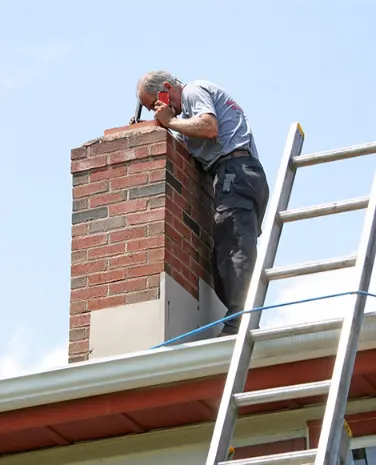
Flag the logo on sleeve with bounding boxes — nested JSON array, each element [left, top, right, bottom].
[[225, 97, 243, 112]]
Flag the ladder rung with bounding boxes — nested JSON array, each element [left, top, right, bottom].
[[265, 255, 356, 280], [219, 449, 317, 465], [293, 141, 376, 168], [279, 196, 369, 223], [233, 380, 331, 407], [250, 317, 343, 341]]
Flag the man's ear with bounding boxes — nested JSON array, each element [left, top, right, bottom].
[[163, 82, 172, 90]]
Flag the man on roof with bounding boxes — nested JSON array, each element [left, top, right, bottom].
[[136, 70, 269, 336]]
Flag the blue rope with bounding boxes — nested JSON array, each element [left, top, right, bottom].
[[150, 290, 376, 350]]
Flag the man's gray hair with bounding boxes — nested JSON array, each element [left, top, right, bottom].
[[137, 70, 181, 95]]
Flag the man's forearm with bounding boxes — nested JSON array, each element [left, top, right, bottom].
[[167, 115, 218, 139]]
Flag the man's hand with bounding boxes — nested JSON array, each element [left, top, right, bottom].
[[154, 101, 176, 127]]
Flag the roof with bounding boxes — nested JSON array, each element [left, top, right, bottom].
[[1, 313, 376, 456]]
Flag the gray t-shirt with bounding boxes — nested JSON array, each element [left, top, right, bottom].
[[180, 80, 258, 171]]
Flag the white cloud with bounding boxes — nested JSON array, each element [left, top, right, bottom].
[[262, 266, 376, 328], [0, 328, 68, 380]]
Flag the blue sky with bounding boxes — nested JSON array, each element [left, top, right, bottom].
[[0, 1, 375, 378]]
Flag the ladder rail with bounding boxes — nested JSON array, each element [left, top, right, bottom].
[[205, 123, 376, 465], [205, 123, 305, 465], [293, 140, 376, 167], [314, 173, 376, 464], [279, 196, 369, 223], [265, 255, 356, 280]]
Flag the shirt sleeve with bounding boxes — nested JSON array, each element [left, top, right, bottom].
[[183, 83, 217, 118]]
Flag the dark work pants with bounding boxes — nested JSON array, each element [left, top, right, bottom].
[[211, 155, 269, 334]]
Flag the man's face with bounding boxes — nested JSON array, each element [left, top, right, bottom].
[[139, 82, 182, 115]]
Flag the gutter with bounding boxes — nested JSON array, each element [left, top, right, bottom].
[[0, 312, 376, 414]]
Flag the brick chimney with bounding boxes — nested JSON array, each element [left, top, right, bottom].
[[69, 122, 224, 363]]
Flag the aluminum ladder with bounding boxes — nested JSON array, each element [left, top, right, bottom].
[[206, 123, 376, 465]]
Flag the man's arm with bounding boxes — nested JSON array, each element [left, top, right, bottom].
[[155, 83, 219, 139], [167, 114, 218, 139]]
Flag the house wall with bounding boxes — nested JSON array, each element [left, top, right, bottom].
[[3, 398, 376, 465]]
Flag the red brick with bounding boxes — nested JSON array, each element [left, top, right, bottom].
[[150, 142, 167, 156], [147, 274, 161, 288], [174, 167, 190, 188], [69, 340, 89, 355], [70, 313, 90, 329], [109, 149, 137, 165], [88, 242, 125, 259], [165, 234, 178, 251], [148, 196, 165, 209], [72, 250, 87, 263], [73, 173, 89, 187], [165, 223, 182, 246], [69, 354, 88, 363], [175, 145, 191, 162], [181, 262, 197, 287], [125, 289, 159, 304], [90, 192, 124, 208], [69, 328, 88, 342], [109, 199, 147, 216], [127, 262, 164, 279], [103, 120, 160, 137], [88, 295, 125, 311], [182, 239, 198, 262], [191, 204, 206, 226], [71, 276, 87, 290], [71, 155, 107, 174], [109, 277, 147, 295], [109, 252, 147, 269], [111, 173, 148, 190], [172, 216, 192, 240], [171, 270, 191, 294], [110, 226, 147, 243], [173, 190, 191, 214], [70, 301, 87, 314], [128, 158, 166, 174], [71, 285, 108, 301], [128, 128, 167, 147], [73, 180, 108, 199], [109, 146, 149, 164], [200, 256, 211, 273], [148, 248, 165, 262], [127, 236, 164, 252], [165, 184, 173, 200], [72, 233, 107, 251], [197, 241, 211, 262], [167, 144, 184, 169], [176, 244, 190, 265], [182, 158, 199, 182], [149, 169, 166, 182], [134, 146, 149, 158], [90, 165, 127, 182], [165, 197, 183, 221], [88, 269, 126, 286], [71, 259, 107, 277], [165, 249, 182, 274], [127, 208, 165, 225], [90, 138, 128, 155], [71, 147, 87, 160], [148, 222, 165, 235], [72, 224, 87, 237]]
